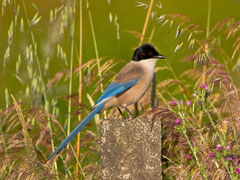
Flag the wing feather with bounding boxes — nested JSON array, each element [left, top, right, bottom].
[[91, 76, 141, 110]]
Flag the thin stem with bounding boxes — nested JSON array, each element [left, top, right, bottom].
[[151, 73, 157, 109], [136, 0, 155, 115], [202, 103, 236, 179], [0, 114, 7, 152], [178, 112, 208, 180], [139, 0, 154, 45], [66, 0, 76, 166], [86, 0, 102, 90], [21, 0, 58, 175], [200, 0, 212, 124], [86, 0, 106, 119], [75, 0, 83, 179], [202, 104, 224, 145], [148, 24, 156, 43], [206, 0, 211, 42], [203, 0, 211, 86]]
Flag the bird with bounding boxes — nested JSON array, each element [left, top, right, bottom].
[[47, 43, 166, 161]]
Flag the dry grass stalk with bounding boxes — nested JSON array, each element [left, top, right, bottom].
[[75, 0, 83, 178], [139, 0, 154, 45], [11, 95, 33, 151]]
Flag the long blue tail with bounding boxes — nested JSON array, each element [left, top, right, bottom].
[[47, 103, 105, 161]]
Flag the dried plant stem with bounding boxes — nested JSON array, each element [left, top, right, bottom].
[[139, 0, 154, 46], [69, 143, 85, 178], [148, 24, 156, 43], [75, 0, 83, 178], [11, 95, 33, 150]]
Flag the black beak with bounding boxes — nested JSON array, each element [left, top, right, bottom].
[[154, 54, 166, 59]]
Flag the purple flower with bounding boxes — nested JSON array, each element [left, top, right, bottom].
[[236, 168, 240, 173], [186, 100, 191, 106], [216, 144, 222, 151], [226, 145, 230, 150], [171, 101, 177, 106], [179, 100, 183, 104], [209, 152, 215, 158], [192, 93, 197, 97], [175, 118, 181, 124], [205, 85, 208, 90], [200, 83, 205, 88], [187, 155, 191, 159]]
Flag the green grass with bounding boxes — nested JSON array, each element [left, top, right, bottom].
[[0, 0, 240, 179]]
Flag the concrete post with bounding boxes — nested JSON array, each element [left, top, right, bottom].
[[100, 118, 162, 180]]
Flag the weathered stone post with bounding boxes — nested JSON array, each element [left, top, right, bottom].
[[100, 118, 162, 180]]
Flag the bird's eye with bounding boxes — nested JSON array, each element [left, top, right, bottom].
[[148, 52, 153, 57], [139, 53, 145, 60]]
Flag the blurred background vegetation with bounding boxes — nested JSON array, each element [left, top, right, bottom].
[[0, 0, 240, 179]]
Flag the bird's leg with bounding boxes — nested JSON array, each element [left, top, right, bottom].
[[122, 106, 135, 119], [134, 102, 139, 117], [117, 108, 126, 119], [140, 103, 144, 114]]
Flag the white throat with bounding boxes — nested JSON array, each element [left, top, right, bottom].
[[137, 58, 158, 71]]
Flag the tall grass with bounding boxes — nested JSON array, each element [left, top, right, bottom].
[[75, 0, 83, 178], [153, 3, 240, 178], [1, 0, 240, 179], [66, 0, 76, 167]]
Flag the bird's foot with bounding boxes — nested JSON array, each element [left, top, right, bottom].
[[118, 108, 127, 119], [123, 106, 135, 119]]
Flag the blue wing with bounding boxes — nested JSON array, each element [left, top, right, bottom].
[[48, 76, 142, 161], [93, 76, 142, 108]]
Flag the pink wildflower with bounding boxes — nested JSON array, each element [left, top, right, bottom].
[[175, 118, 181, 124], [171, 101, 177, 106], [216, 144, 222, 151], [200, 83, 205, 88], [209, 152, 215, 158]]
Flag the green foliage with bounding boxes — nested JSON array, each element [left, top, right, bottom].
[[0, 0, 240, 179]]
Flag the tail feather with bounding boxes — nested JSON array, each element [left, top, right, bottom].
[[47, 103, 105, 161]]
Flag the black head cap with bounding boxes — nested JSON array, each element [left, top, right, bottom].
[[132, 44, 166, 61]]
